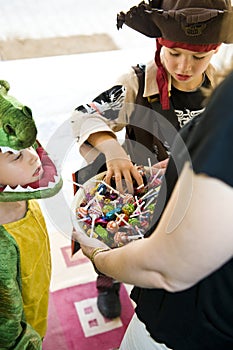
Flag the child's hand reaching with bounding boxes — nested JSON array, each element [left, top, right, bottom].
[[152, 158, 169, 176]]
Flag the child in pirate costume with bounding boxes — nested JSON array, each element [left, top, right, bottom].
[[71, 1, 233, 319], [0, 80, 62, 349]]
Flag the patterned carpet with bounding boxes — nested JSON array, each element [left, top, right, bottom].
[[42, 232, 134, 350]]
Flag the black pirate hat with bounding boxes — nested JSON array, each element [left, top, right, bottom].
[[117, 0, 233, 44]]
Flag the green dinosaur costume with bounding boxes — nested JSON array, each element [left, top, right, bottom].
[[0, 80, 62, 349], [0, 80, 37, 150], [0, 80, 62, 201]]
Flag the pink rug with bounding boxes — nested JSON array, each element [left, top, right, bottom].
[[43, 245, 134, 350]]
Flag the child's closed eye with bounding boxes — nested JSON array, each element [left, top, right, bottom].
[[193, 55, 205, 60], [169, 51, 179, 57], [12, 152, 22, 161]]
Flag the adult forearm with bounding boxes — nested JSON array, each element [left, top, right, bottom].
[[92, 163, 233, 292], [93, 239, 170, 290]]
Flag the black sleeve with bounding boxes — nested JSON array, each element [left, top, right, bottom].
[[146, 70, 233, 236], [186, 70, 233, 187]]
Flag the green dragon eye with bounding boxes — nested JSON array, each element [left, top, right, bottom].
[[4, 124, 15, 136]]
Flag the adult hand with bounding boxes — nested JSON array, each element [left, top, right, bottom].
[[72, 228, 109, 261]]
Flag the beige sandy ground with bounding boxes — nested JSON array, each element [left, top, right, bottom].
[[0, 34, 118, 60]]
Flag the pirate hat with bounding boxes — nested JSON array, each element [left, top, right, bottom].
[[0, 80, 62, 201], [117, 0, 233, 44]]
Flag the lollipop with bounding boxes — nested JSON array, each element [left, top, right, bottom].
[[106, 221, 119, 234], [72, 166, 163, 248]]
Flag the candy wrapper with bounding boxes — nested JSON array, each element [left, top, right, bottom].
[[71, 166, 162, 248]]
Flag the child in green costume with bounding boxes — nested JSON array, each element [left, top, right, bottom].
[[0, 80, 62, 349]]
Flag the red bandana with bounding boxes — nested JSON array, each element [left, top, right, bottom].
[[155, 38, 220, 110]]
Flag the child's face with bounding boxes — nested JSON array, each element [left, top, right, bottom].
[[0, 147, 43, 187], [162, 46, 219, 90]]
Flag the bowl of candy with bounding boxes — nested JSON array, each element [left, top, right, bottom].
[[71, 166, 162, 248]]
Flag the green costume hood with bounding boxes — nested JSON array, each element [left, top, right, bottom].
[[0, 80, 62, 201]]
